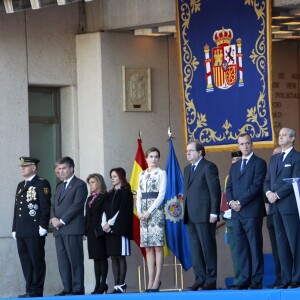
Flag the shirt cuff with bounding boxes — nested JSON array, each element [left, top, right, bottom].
[[60, 219, 65, 225], [266, 191, 272, 196]]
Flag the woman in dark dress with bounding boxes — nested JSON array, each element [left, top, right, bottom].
[[85, 173, 108, 294], [102, 168, 133, 293]]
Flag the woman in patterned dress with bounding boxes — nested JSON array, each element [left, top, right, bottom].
[[137, 147, 167, 292]]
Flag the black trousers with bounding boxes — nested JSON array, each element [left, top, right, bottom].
[[17, 237, 46, 296]]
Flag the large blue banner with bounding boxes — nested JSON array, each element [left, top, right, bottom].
[[177, 0, 274, 151]]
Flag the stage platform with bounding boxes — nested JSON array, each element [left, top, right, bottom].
[[6, 289, 300, 300]]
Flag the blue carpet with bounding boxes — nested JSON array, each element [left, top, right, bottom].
[[6, 289, 300, 300]]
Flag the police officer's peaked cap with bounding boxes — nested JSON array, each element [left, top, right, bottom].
[[19, 156, 40, 166]]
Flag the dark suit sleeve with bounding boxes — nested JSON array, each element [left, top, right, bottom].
[[239, 159, 267, 206], [60, 181, 88, 225], [276, 159, 300, 200], [263, 155, 274, 194], [226, 165, 234, 203], [12, 183, 22, 232], [37, 179, 51, 230], [205, 162, 221, 215]]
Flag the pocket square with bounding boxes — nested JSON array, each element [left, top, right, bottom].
[[284, 164, 291, 167]]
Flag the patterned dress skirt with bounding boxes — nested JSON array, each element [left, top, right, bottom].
[[140, 198, 164, 247]]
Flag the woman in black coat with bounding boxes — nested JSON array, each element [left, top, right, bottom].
[[85, 173, 108, 294], [102, 168, 133, 293]]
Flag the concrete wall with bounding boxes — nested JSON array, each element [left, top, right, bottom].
[[0, 0, 300, 297], [0, 4, 83, 298]]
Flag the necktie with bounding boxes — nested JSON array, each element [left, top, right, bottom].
[[277, 152, 285, 173], [60, 182, 67, 198], [240, 159, 247, 174], [24, 180, 30, 187], [191, 164, 196, 173], [189, 164, 196, 182]]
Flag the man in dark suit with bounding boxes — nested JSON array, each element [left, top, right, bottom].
[[184, 141, 221, 291], [226, 133, 267, 290], [51, 157, 88, 296], [265, 146, 282, 288], [12, 157, 51, 298], [222, 151, 243, 288], [264, 127, 300, 289]]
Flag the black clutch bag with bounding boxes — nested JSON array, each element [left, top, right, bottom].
[[94, 226, 105, 238]]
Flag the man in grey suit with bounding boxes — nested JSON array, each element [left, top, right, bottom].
[[184, 141, 221, 291], [264, 128, 300, 289], [51, 157, 88, 296]]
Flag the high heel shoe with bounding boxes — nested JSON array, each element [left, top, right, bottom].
[[112, 283, 127, 293], [98, 284, 108, 294], [150, 281, 161, 292], [91, 286, 100, 294]]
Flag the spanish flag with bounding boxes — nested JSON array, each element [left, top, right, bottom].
[[129, 135, 147, 258]]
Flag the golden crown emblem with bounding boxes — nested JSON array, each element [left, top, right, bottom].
[[213, 27, 233, 46]]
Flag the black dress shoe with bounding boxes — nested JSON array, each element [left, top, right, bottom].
[[200, 283, 216, 290], [288, 282, 300, 289], [54, 291, 72, 296], [230, 285, 249, 290], [72, 292, 85, 295], [185, 282, 203, 291], [273, 283, 290, 289], [29, 293, 43, 298], [18, 293, 31, 298], [248, 283, 262, 290]]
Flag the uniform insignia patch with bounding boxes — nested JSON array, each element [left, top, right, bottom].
[[29, 209, 36, 217]]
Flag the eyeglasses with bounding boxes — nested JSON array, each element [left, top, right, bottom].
[[186, 150, 198, 153]]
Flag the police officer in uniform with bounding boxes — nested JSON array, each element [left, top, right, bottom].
[[12, 157, 51, 298]]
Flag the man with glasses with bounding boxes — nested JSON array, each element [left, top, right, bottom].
[[183, 141, 221, 291]]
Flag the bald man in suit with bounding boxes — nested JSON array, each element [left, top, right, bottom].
[[264, 128, 300, 289], [184, 141, 221, 291]]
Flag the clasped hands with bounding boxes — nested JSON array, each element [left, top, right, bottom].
[[230, 200, 241, 212], [51, 217, 63, 230], [138, 211, 150, 221], [102, 223, 111, 233], [267, 192, 278, 204]]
